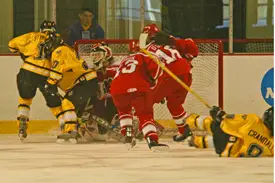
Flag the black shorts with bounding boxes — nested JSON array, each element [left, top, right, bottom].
[[17, 68, 61, 108], [65, 78, 99, 117]]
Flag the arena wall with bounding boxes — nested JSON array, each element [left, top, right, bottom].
[[0, 55, 273, 133], [224, 55, 273, 115]]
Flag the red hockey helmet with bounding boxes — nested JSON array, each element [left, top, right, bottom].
[[142, 24, 160, 38], [175, 39, 199, 60]]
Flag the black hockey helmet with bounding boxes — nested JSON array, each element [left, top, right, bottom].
[[44, 33, 64, 56], [262, 107, 274, 136], [40, 20, 56, 33]]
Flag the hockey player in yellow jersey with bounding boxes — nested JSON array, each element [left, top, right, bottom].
[[183, 106, 273, 157], [42, 33, 98, 142], [8, 20, 66, 141]]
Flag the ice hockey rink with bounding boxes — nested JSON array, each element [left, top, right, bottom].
[[0, 134, 273, 183]]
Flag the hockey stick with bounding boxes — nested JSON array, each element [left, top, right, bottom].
[[140, 48, 211, 109], [56, 91, 125, 141]]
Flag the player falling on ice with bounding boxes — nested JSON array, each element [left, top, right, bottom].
[[183, 106, 274, 157], [110, 50, 169, 151], [139, 24, 199, 142], [8, 20, 64, 141]]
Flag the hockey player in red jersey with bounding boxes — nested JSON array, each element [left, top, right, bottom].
[[140, 24, 199, 142], [110, 52, 169, 150]]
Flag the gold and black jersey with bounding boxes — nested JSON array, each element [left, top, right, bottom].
[[185, 113, 273, 157], [8, 32, 51, 77], [47, 45, 97, 91], [219, 114, 273, 157]]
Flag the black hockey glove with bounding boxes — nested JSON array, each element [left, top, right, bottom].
[[44, 81, 58, 97], [152, 31, 174, 45], [160, 99, 166, 104], [210, 106, 226, 124]]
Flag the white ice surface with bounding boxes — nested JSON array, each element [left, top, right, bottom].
[[0, 135, 273, 183]]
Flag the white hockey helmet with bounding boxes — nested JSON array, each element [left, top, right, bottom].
[[87, 42, 113, 70]]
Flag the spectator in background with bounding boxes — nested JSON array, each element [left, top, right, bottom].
[[67, 8, 105, 46]]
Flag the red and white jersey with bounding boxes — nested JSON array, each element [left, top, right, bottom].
[[110, 52, 161, 94], [146, 43, 191, 76]]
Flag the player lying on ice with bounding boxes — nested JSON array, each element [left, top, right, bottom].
[[182, 106, 274, 157]]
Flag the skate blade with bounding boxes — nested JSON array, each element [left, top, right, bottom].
[[19, 134, 27, 143], [150, 145, 170, 152], [57, 133, 78, 144]]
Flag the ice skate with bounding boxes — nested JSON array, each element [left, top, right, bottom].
[[56, 130, 79, 144], [56, 122, 79, 144], [17, 115, 29, 142], [173, 124, 193, 142], [146, 136, 169, 152]]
